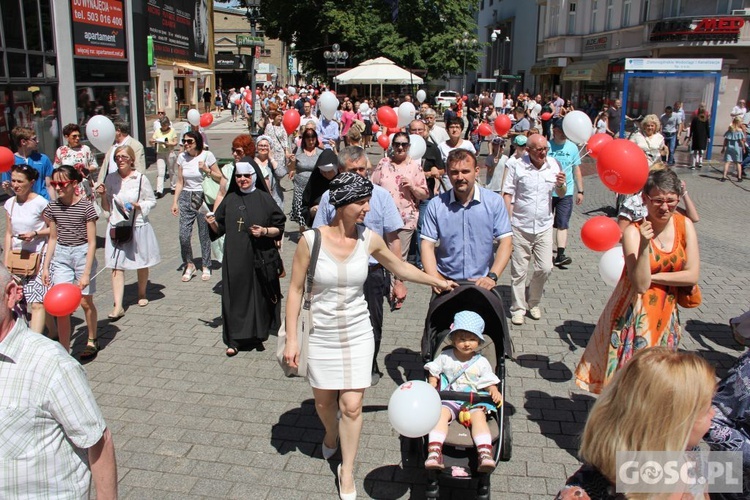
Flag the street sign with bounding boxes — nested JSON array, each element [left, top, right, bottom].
[[236, 35, 265, 48]]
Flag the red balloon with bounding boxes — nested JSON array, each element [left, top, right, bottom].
[[0, 146, 14, 173], [371, 123, 380, 133], [581, 216, 621, 252], [377, 106, 398, 129], [199, 113, 214, 128], [586, 133, 613, 159], [313, 89, 319, 96], [282, 109, 301, 135], [596, 139, 649, 195], [494, 114, 511, 136], [309, 98, 316, 106], [541, 112, 552, 121], [377, 133, 390, 149], [244, 93, 252, 105], [477, 123, 493, 137], [44, 283, 83, 317]]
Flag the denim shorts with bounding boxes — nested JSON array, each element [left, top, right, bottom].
[[51, 243, 97, 295], [552, 195, 574, 229]]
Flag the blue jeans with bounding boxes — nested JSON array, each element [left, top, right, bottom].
[[663, 132, 677, 164]]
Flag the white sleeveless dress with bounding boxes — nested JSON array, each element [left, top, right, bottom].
[[303, 226, 374, 390]]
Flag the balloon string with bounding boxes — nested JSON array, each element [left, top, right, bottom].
[[91, 266, 109, 281]]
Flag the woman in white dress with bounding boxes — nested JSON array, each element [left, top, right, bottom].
[[283, 173, 455, 500], [96, 145, 160, 319]]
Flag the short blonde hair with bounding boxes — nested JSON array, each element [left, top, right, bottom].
[[640, 114, 661, 132], [579, 348, 715, 484], [114, 145, 136, 170]]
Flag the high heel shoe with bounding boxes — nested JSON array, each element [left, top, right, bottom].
[[321, 436, 338, 460], [337, 464, 356, 500]]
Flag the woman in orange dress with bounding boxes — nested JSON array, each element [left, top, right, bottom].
[[575, 169, 700, 394]]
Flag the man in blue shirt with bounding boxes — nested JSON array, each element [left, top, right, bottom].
[[313, 146, 404, 384], [420, 149, 512, 292], [1, 127, 54, 200], [317, 115, 340, 150], [548, 119, 583, 268]]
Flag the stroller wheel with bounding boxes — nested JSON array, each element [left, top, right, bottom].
[[476, 474, 491, 500], [500, 414, 512, 462], [425, 471, 439, 499]]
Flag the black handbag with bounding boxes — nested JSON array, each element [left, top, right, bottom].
[[254, 247, 283, 304], [109, 177, 143, 245]]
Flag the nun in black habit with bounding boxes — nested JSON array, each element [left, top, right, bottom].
[[206, 160, 286, 356]]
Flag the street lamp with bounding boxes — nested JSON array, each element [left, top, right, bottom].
[[244, 3, 261, 135], [324, 43, 348, 94], [454, 32, 478, 96]]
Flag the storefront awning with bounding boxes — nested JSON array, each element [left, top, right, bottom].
[[561, 59, 608, 82], [531, 61, 565, 75], [174, 62, 213, 76]]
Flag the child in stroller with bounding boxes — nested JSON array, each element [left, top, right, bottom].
[[424, 311, 504, 473]]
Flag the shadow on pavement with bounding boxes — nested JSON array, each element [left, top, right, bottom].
[[524, 390, 595, 458], [76, 318, 123, 365], [685, 319, 743, 354], [554, 319, 595, 352], [384, 348, 423, 386], [515, 354, 573, 382], [123, 282, 166, 306]]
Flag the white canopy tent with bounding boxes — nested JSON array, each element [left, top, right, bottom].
[[334, 57, 424, 97]]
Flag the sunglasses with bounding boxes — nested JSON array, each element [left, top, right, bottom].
[[50, 180, 74, 188], [68, 134, 81, 138], [232, 148, 245, 155], [182, 139, 195, 144], [235, 173, 253, 179], [393, 142, 410, 148], [114, 155, 132, 161], [303, 135, 316, 139]]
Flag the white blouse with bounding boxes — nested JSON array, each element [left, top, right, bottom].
[[177, 151, 217, 191], [4, 195, 48, 252], [104, 171, 156, 226]]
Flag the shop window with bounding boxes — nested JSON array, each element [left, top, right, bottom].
[[568, 3, 577, 34], [75, 86, 130, 127], [591, 0, 599, 33], [0, 52, 5, 78], [550, 0, 560, 37], [622, 0, 631, 27], [642, 0, 651, 22], [663, 0, 684, 18], [144, 80, 157, 116], [605, 0, 615, 31], [29, 55, 43, 79], [717, 0, 744, 14], [0, 86, 59, 158], [2, 0, 24, 49], [40, 1, 53, 53], [23, 0, 42, 52], [8, 52, 28, 79]]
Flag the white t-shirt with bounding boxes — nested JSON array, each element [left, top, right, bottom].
[[177, 151, 217, 191], [4, 195, 49, 252], [438, 139, 477, 163]]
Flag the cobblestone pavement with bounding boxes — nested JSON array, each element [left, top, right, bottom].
[[18, 114, 750, 498]]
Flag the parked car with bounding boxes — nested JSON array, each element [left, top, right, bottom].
[[435, 90, 459, 109]]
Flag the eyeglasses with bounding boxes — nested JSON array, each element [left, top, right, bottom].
[[392, 142, 410, 148], [158, 111, 165, 115], [50, 180, 74, 188], [27, 136, 38, 142], [68, 134, 81, 138], [114, 155, 132, 161], [257, 144, 269, 148], [645, 195, 680, 207], [530, 147, 550, 152], [232, 148, 245, 155], [303, 135, 316, 139], [182, 139, 195, 144], [235, 173, 253, 179]]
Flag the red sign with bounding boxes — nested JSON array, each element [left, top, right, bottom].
[[650, 16, 745, 43], [71, 0, 126, 59]]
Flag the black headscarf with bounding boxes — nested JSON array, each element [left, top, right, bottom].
[[225, 156, 270, 196], [301, 149, 338, 226], [329, 172, 373, 209]]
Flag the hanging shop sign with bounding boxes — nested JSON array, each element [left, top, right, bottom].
[[215, 54, 240, 70], [71, 0, 126, 59], [146, 0, 210, 63], [236, 35, 265, 48], [649, 17, 745, 43], [583, 35, 610, 52]]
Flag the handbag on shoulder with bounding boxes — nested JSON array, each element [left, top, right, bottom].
[[109, 176, 143, 245], [676, 284, 702, 308], [276, 228, 321, 378], [7, 199, 42, 277]]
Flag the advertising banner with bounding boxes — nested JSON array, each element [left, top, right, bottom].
[[147, 0, 209, 63], [70, 0, 126, 59]]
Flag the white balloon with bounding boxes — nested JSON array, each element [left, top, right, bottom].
[[397, 102, 416, 128], [562, 110, 594, 145], [187, 109, 201, 127], [409, 134, 426, 161], [599, 245, 625, 287], [388, 381, 442, 438], [359, 102, 370, 113], [318, 91, 339, 120], [85, 115, 115, 153], [288, 86, 296, 96], [416, 89, 427, 103]]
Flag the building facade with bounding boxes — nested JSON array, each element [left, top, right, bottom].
[[535, 0, 750, 129], [477, 0, 541, 96]]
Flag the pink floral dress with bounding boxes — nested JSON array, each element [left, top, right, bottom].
[[371, 156, 429, 230]]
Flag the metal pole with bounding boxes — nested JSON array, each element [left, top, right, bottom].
[[249, 26, 257, 135], [462, 50, 467, 95]]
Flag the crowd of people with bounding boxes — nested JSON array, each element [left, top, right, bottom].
[[1, 84, 748, 498]]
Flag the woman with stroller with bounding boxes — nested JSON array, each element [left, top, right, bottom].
[[423, 311, 504, 473], [283, 173, 455, 500]]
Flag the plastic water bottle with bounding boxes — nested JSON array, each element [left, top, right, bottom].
[[125, 203, 133, 211]]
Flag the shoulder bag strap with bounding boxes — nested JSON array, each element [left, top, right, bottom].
[[302, 228, 322, 310], [129, 176, 143, 228], [444, 354, 481, 390]]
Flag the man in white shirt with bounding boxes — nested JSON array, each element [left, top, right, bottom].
[[731, 99, 747, 119], [299, 101, 319, 132], [423, 107, 449, 145], [502, 134, 567, 325], [152, 109, 171, 133], [97, 121, 145, 184]]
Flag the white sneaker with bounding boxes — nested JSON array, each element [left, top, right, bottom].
[[529, 307, 542, 320], [511, 312, 525, 325]]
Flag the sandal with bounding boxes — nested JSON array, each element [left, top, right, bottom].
[[225, 347, 238, 357], [477, 444, 496, 473], [201, 268, 211, 281], [425, 442, 445, 470], [182, 266, 196, 282], [138, 298, 149, 307], [80, 338, 99, 360], [107, 309, 125, 320]]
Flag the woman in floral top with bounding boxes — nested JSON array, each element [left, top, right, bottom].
[[54, 123, 98, 202], [371, 131, 429, 261]]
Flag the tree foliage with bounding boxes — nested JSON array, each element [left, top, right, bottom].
[[217, 0, 481, 81]]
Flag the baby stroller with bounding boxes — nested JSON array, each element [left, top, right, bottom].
[[417, 284, 513, 499]]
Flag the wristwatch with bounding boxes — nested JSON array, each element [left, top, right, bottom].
[[487, 272, 498, 283], [578, 191, 584, 195]]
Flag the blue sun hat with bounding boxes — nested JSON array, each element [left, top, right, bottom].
[[449, 311, 486, 343]]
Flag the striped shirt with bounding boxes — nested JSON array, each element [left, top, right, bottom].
[[43, 198, 98, 247], [0, 319, 107, 498]]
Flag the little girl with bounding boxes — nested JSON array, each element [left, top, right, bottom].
[[42, 165, 99, 359], [424, 311, 503, 473]]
